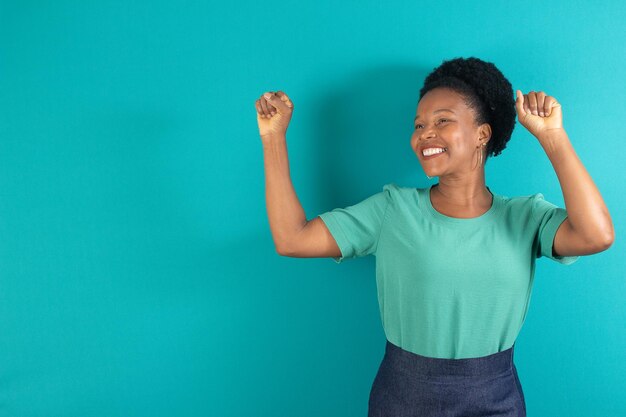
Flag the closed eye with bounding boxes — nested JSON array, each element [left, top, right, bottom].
[[414, 119, 450, 129]]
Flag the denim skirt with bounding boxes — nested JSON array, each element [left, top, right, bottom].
[[368, 340, 526, 417]]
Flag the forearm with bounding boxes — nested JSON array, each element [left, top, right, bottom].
[[262, 135, 308, 252], [537, 129, 614, 244]]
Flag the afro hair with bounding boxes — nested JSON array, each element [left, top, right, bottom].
[[419, 57, 516, 160]]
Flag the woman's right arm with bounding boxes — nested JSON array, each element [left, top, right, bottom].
[[256, 91, 341, 258]]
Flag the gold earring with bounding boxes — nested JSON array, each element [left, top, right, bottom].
[[480, 142, 486, 165], [475, 142, 487, 168]]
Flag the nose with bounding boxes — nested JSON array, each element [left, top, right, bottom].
[[418, 126, 436, 141]]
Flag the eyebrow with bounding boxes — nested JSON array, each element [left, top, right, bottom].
[[414, 109, 456, 121]]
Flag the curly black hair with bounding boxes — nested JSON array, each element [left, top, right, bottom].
[[419, 57, 516, 160]]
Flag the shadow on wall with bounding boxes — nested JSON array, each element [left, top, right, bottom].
[[304, 64, 433, 210]]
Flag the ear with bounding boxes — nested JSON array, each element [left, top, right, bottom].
[[477, 123, 492, 145]]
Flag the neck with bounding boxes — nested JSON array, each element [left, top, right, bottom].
[[432, 174, 492, 208]]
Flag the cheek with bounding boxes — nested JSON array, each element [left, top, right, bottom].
[[444, 138, 475, 157], [444, 125, 474, 144]]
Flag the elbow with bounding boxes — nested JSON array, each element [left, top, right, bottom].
[[599, 229, 615, 251], [574, 216, 615, 253], [275, 243, 288, 257], [599, 216, 616, 250], [275, 241, 293, 257], [592, 227, 615, 252], [274, 223, 307, 257]]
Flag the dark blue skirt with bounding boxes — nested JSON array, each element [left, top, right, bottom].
[[368, 340, 526, 417]]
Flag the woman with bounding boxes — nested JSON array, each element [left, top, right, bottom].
[[255, 57, 614, 417]]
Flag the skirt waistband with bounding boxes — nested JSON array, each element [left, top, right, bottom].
[[383, 340, 515, 379]]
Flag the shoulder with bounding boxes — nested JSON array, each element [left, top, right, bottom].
[[495, 190, 559, 221], [381, 182, 419, 203], [497, 191, 535, 208], [382, 182, 431, 195], [488, 189, 534, 219], [501, 191, 555, 208], [382, 182, 402, 193]]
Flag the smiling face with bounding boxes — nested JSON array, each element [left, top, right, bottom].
[[411, 87, 491, 178]]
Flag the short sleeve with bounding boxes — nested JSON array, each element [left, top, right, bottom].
[[317, 184, 393, 264], [531, 193, 579, 265]]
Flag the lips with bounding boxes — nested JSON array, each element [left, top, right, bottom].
[[419, 143, 447, 154], [422, 150, 446, 161], [419, 144, 448, 159]]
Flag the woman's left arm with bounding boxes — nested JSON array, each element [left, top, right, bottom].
[[515, 90, 615, 256]]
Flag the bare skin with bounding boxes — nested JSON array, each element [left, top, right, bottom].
[[513, 89, 614, 255], [412, 86, 614, 255], [256, 85, 614, 259], [411, 87, 494, 219]]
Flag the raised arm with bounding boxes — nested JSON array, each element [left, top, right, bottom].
[[255, 91, 341, 258], [515, 90, 615, 256]]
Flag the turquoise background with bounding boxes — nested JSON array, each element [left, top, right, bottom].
[[1, 1, 624, 416]]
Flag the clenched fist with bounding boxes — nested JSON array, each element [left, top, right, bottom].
[[515, 89, 563, 138], [255, 91, 294, 140]]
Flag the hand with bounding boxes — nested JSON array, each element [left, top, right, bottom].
[[255, 91, 294, 140], [515, 90, 563, 138]]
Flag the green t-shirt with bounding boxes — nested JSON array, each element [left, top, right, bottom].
[[318, 183, 579, 359]]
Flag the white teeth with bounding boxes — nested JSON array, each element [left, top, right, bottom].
[[423, 147, 446, 156]]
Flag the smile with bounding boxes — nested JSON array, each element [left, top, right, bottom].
[[422, 147, 447, 158]]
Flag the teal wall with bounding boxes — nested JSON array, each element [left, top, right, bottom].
[[1, 1, 624, 416]]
